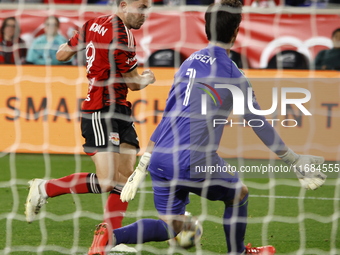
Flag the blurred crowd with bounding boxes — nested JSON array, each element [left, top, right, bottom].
[[0, 5, 340, 69], [0, 16, 71, 65], [0, 0, 339, 6]]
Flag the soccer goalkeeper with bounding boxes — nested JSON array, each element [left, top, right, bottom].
[[88, 0, 326, 254]]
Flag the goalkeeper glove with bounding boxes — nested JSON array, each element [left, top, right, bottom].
[[279, 148, 327, 190], [120, 152, 151, 202]]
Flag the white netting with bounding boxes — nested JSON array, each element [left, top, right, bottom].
[[1, 3, 340, 255]]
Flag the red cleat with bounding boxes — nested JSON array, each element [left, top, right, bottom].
[[245, 243, 276, 254], [88, 223, 109, 255]]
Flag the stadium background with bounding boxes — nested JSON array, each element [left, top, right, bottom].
[[0, 4, 339, 255], [1, 6, 339, 161]]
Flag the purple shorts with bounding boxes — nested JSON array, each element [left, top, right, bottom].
[[150, 172, 242, 215]]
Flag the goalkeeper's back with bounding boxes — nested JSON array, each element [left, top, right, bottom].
[[148, 45, 246, 179]]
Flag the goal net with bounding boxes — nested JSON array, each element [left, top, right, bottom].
[[0, 2, 339, 255]]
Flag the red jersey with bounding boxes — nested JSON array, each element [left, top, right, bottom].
[[0, 36, 27, 64], [68, 15, 138, 111]]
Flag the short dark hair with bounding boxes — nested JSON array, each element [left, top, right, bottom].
[[332, 28, 340, 38], [205, 0, 242, 44]]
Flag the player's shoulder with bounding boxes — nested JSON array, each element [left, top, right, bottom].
[[111, 16, 135, 48], [189, 45, 232, 66], [94, 14, 113, 22], [181, 45, 245, 79], [230, 60, 245, 77], [183, 46, 220, 69], [85, 15, 113, 27], [208, 46, 244, 78]]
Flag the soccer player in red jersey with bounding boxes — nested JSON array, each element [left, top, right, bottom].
[[25, 0, 155, 252], [85, 0, 326, 254]]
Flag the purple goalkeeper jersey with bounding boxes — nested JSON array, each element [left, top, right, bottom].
[[149, 45, 286, 179]]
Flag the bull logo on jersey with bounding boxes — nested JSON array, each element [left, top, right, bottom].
[[109, 132, 120, 146]]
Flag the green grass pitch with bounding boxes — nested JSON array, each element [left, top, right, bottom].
[[0, 154, 339, 254]]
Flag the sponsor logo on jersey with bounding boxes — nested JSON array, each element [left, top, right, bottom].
[[109, 132, 120, 145]]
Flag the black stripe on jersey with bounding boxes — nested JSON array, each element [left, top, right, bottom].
[[127, 62, 138, 73]]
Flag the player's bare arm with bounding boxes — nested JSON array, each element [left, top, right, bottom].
[[56, 43, 77, 62], [122, 68, 155, 91]]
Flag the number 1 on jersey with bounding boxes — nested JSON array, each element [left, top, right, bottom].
[[183, 68, 196, 106]]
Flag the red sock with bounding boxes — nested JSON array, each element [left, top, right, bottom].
[[104, 191, 128, 231], [45, 173, 101, 197]]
